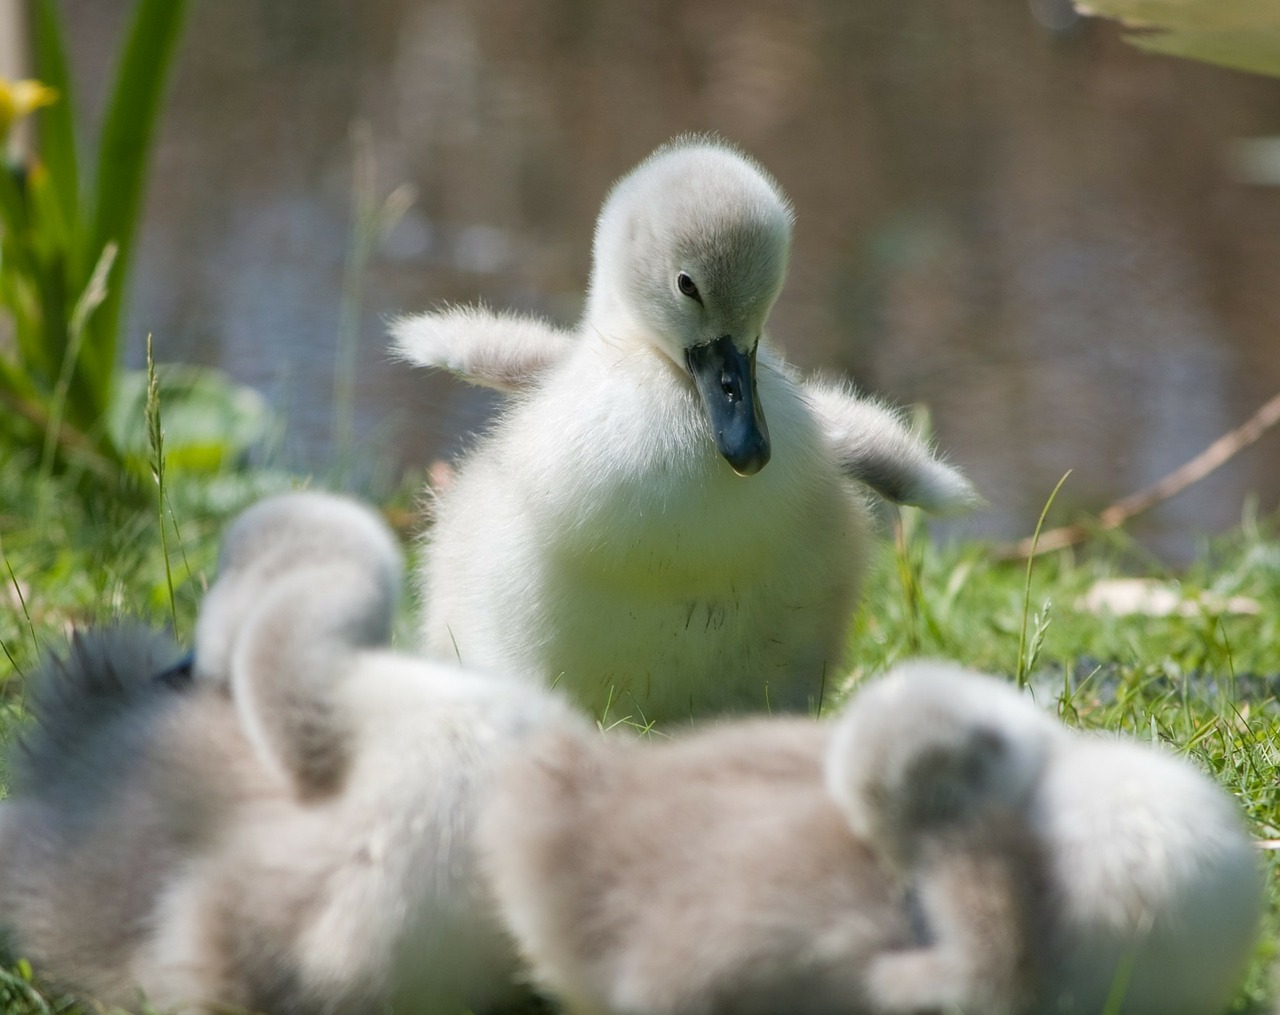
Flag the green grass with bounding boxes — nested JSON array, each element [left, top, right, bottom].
[[1, 464, 1278, 1012], [847, 504, 1280, 1011]]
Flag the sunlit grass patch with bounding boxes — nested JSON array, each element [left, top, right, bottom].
[[846, 507, 1280, 1011]]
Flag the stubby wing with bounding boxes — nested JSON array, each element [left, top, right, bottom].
[[804, 379, 978, 514], [390, 305, 575, 392]]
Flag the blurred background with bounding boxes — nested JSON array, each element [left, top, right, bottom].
[[59, 0, 1280, 560]]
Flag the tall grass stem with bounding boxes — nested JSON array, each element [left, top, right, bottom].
[[38, 243, 116, 481], [1016, 470, 1071, 688], [144, 334, 178, 633]]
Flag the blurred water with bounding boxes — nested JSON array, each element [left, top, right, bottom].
[[65, 0, 1280, 560]]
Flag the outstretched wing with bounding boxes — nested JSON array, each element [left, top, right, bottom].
[[390, 305, 575, 392], [803, 379, 978, 515]]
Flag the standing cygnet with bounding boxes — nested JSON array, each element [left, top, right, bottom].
[[831, 661, 1262, 1015], [0, 491, 579, 1014], [480, 704, 1054, 1015], [393, 136, 975, 722]]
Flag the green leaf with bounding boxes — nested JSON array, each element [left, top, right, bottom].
[[30, 0, 81, 245], [82, 0, 189, 413], [0, 161, 70, 385], [108, 364, 271, 474], [1076, 0, 1280, 78]]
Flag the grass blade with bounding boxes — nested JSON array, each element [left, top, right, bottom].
[[39, 241, 116, 480], [144, 333, 178, 633], [1016, 470, 1071, 688], [2, 548, 38, 659]]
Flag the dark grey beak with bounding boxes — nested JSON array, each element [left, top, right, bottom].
[[685, 335, 771, 476]]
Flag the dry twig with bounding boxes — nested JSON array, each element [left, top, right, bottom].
[[993, 390, 1280, 561]]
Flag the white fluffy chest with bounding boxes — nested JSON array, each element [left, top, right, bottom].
[[424, 342, 870, 716], [489, 343, 845, 576]]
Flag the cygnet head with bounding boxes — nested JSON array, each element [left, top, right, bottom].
[[193, 491, 402, 684], [586, 136, 794, 476], [828, 661, 1064, 865]]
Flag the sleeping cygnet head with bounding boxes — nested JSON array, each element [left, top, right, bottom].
[[830, 660, 1263, 1015], [826, 661, 1066, 1015], [190, 490, 404, 797], [828, 660, 1064, 867], [193, 490, 402, 688]]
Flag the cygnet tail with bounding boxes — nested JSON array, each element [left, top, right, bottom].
[[804, 381, 978, 515], [389, 305, 574, 392], [10, 626, 185, 793]]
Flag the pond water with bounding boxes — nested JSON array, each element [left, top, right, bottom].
[[65, 0, 1280, 560]]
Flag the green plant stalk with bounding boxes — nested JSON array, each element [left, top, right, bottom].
[[31, 0, 81, 236], [0, 383, 113, 477], [0, 636, 22, 684], [894, 507, 923, 654], [38, 241, 115, 481], [2, 548, 37, 659], [163, 490, 192, 606], [0, 164, 61, 382], [3, 0, 188, 476], [144, 333, 177, 633], [1024, 597, 1053, 678], [80, 0, 188, 426], [1016, 470, 1071, 688], [1099, 949, 1138, 1015]]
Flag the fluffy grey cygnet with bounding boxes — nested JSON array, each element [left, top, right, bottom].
[[393, 136, 975, 722], [479, 686, 1046, 1015], [0, 491, 578, 1014], [479, 660, 1261, 1015], [830, 661, 1263, 1015]]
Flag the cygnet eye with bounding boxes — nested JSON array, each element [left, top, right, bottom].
[[676, 271, 702, 304]]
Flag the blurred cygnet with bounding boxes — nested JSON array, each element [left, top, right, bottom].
[[481, 701, 1044, 1015], [482, 660, 1260, 1015], [1032, 731, 1262, 1014], [832, 660, 1262, 1015], [0, 491, 578, 1014]]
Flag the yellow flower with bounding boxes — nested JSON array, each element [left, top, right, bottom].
[[0, 78, 59, 144]]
